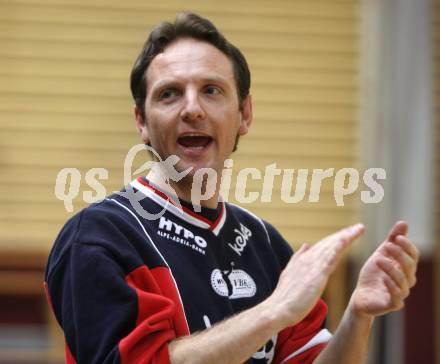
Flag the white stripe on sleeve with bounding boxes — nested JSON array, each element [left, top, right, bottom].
[[280, 328, 332, 364]]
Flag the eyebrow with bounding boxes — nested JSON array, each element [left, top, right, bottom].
[[149, 75, 231, 93]]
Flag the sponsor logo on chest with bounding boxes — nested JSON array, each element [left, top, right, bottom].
[[228, 223, 252, 256], [158, 216, 207, 255]]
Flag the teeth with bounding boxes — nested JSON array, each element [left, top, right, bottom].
[[182, 134, 209, 137]]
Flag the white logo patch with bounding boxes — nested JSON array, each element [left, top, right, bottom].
[[211, 268, 257, 299]]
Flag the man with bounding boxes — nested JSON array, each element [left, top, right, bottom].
[[45, 13, 419, 364]]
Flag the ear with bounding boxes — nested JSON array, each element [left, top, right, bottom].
[[134, 105, 149, 144], [238, 95, 253, 136]]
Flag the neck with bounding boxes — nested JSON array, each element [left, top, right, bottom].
[[146, 169, 221, 209]]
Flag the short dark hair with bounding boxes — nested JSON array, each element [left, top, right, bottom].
[[130, 12, 251, 120]]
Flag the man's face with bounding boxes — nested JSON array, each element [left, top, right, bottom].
[[135, 38, 252, 176]]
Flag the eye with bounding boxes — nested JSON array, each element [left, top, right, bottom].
[[158, 88, 180, 101], [204, 85, 222, 95]]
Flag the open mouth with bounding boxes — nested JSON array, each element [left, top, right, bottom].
[[177, 135, 213, 149]]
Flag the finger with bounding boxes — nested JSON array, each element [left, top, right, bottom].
[[394, 235, 420, 262], [295, 243, 311, 256], [383, 275, 405, 311], [314, 224, 365, 273], [285, 243, 311, 269], [342, 223, 365, 240], [377, 256, 410, 297], [341, 223, 365, 245], [320, 223, 365, 251], [386, 221, 408, 242], [313, 224, 364, 262], [383, 242, 417, 287]]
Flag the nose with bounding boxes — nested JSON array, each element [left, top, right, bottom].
[[180, 88, 206, 123]]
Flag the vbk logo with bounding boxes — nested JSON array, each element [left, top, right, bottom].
[[210, 268, 256, 299], [228, 223, 252, 256]]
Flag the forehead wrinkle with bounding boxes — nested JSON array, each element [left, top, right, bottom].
[[147, 39, 235, 93]]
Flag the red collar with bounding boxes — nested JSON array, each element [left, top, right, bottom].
[[131, 177, 227, 236]]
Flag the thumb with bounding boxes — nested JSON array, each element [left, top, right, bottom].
[[386, 221, 408, 242]]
